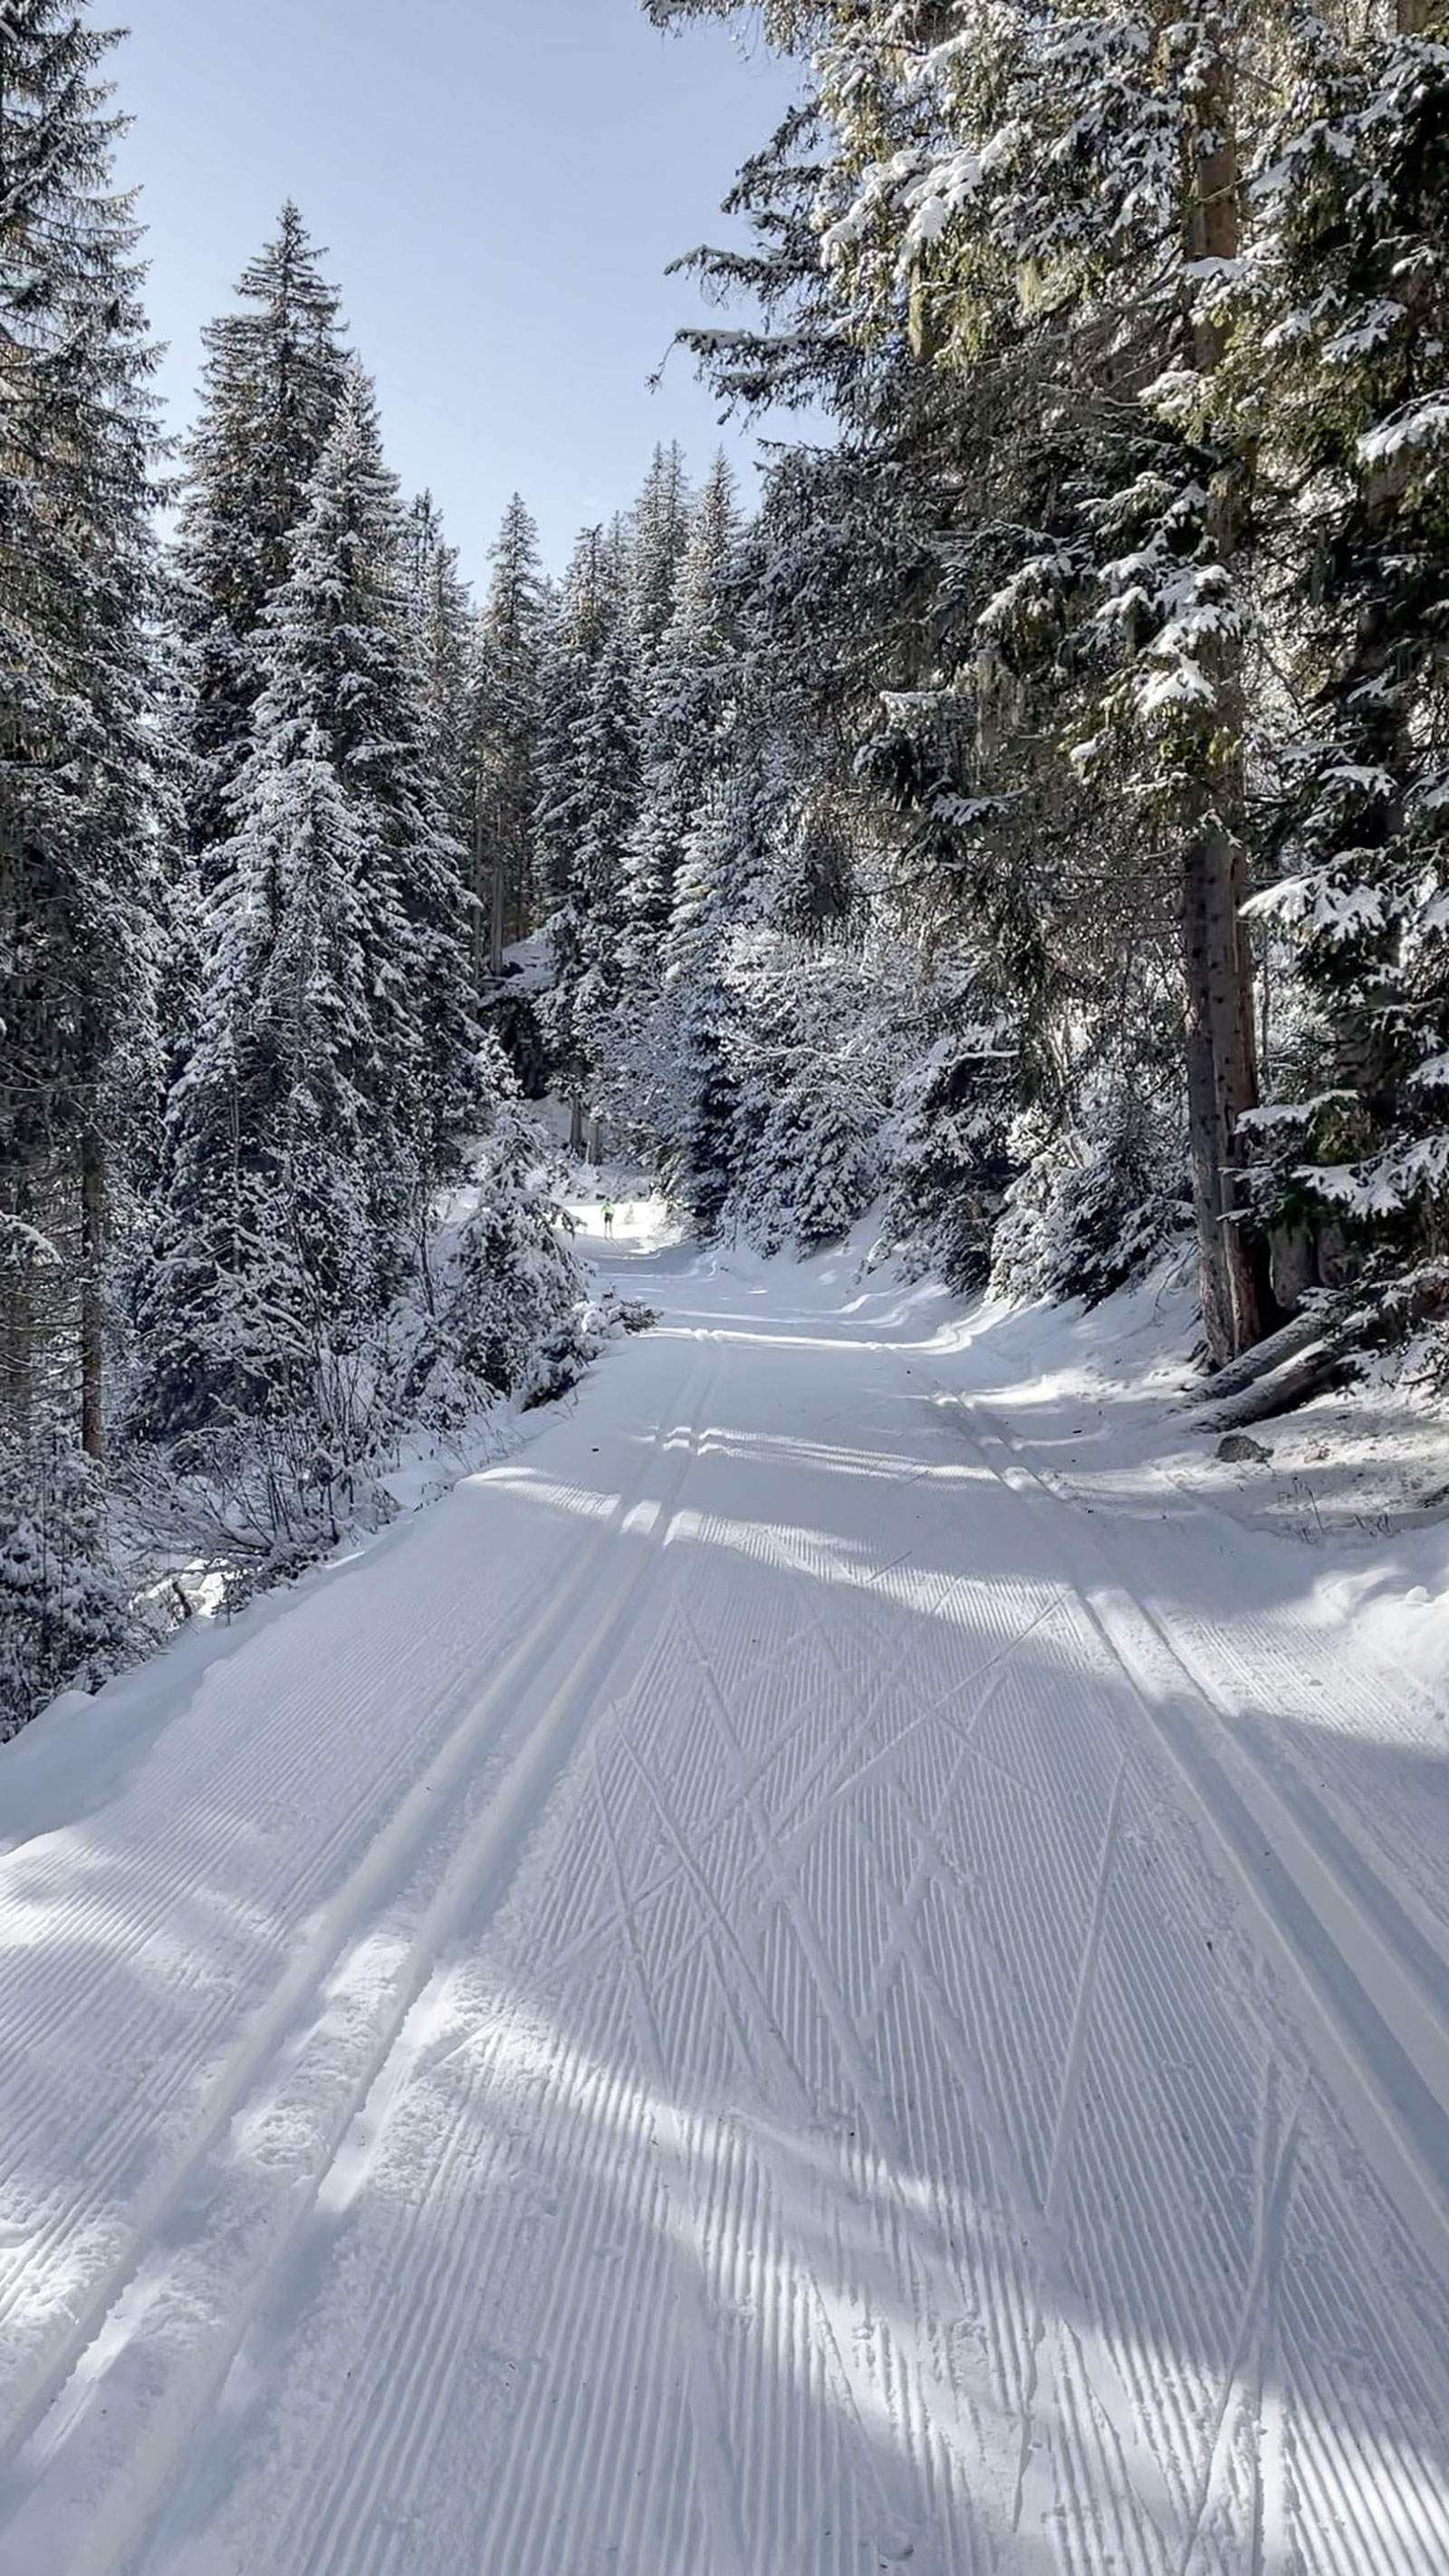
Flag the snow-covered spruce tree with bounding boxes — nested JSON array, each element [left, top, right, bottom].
[[131, 371, 477, 1472], [0, 0, 167, 1721], [540, 572, 644, 1114], [882, 954, 1019, 1291], [558, 445, 697, 1124], [718, 924, 892, 1254], [472, 494, 549, 978], [649, 789, 750, 1228], [616, 457, 744, 1126], [1226, 4, 1449, 1285], [127, 748, 389, 1446], [266, 372, 479, 1184], [436, 1084, 590, 1414], [627, 441, 694, 674], [647, 0, 1276, 1360], [406, 489, 476, 851], [175, 203, 349, 866], [0, 1437, 133, 1738]]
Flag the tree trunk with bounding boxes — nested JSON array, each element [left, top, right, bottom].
[[1182, 812, 1265, 1365], [80, 1131, 106, 1461], [471, 778, 488, 995], [489, 833, 506, 981], [0, 1233, 33, 1453], [1180, 39, 1268, 1365]]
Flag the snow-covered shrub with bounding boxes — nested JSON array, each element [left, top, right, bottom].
[[0, 1439, 135, 1736], [117, 1101, 592, 1621], [732, 1076, 881, 1254], [718, 928, 891, 1252], [429, 1106, 590, 1413], [991, 1079, 1189, 1306], [881, 981, 1018, 1288]]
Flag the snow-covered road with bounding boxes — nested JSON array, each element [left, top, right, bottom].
[[2, 1239, 1448, 2575]]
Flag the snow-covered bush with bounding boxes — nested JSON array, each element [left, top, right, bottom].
[[717, 928, 891, 1252], [0, 1440, 135, 1736], [991, 1079, 1189, 1307], [731, 1076, 881, 1254], [429, 1106, 590, 1414], [881, 974, 1018, 1288]]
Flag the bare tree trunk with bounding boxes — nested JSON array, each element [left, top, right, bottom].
[[0, 1241, 33, 1453], [489, 833, 506, 981], [1179, 40, 1268, 1365], [80, 1131, 105, 1462], [471, 778, 488, 995], [1182, 812, 1265, 1362]]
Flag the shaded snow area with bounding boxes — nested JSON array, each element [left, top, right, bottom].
[[2, 1232, 1448, 2574]]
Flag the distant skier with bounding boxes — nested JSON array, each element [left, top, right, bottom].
[[602, 1203, 615, 1238]]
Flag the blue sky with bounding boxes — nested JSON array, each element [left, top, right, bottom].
[[110, 0, 805, 582]]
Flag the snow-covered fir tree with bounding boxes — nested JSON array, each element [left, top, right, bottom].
[[131, 371, 477, 1459], [627, 441, 694, 674], [535, 521, 627, 918], [1228, 6, 1449, 1281], [0, 0, 168, 1725], [472, 495, 550, 976], [405, 489, 476, 851], [174, 203, 350, 865], [620, 455, 743, 991]]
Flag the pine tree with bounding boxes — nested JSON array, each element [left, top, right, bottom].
[[246, 371, 478, 1181], [0, 0, 168, 1722], [536, 524, 634, 1099], [472, 495, 548, 977], [658, 791, 747, 1227], [625, 455, 742, 954], [0, 0, 167, 1464], [1230, 5, 1449, 1272], [535, 522, 626, 915], [133, 371, 477, 1446], [627, 441, 693, 671], [406, 490, 475, 850], [175, 202, 349, 863], [557, 619, 644, 1083]]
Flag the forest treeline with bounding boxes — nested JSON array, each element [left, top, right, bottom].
[[2, 0, 1447, 1726]]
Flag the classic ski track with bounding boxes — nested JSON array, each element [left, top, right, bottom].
[[945, 1381, 1449, 2263], [667, 1581, 1202, 2570], [915, 1368, 1449, 2571], [530, 1580, 1076, 2011], [5, 1275, 1449, 2574], [958, 1383, 1449, 1974], [0, 1341, 720, 2560]]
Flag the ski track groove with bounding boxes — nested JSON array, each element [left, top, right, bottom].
[[0, 1341, 721, 2570], [0, 1444, 680, 2430], [273, 1363, 729, 2576], [2, 1286, 1448, 2570]]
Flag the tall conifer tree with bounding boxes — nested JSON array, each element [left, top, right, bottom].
[[473, 495, 548, 975], [0, 0, 166, 1466], [175, 203, 349, 863], [134, 372, 477, 1443]]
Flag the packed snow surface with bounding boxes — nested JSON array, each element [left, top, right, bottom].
[[2, 1226, 1448, 2574]]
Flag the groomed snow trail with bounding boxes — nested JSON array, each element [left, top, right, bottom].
[[2, 1243, 1448, 2576]]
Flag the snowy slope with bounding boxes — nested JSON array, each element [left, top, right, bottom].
[[1, 1231, 1447, 2574]]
